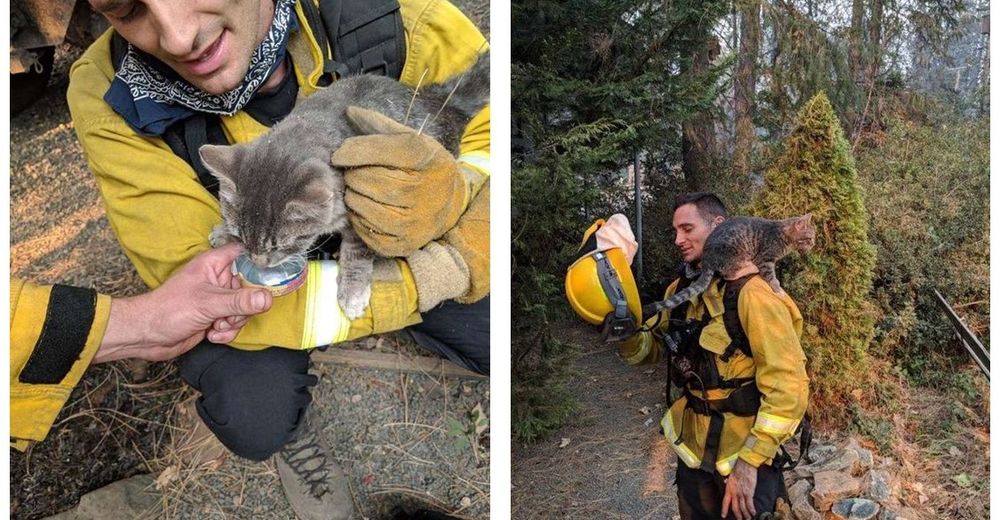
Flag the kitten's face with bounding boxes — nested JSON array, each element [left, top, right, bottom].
[[785, 213, 816, 252], [200, 143, 343, 268]]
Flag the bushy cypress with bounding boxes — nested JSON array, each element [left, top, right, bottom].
[[751, 92, 877, 423]]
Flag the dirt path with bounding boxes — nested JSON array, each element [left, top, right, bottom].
[[512, 325, 679, 519]]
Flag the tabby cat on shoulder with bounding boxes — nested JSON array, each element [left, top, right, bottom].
[[200, 52, 489, 318], [649, 214, 816, 315]]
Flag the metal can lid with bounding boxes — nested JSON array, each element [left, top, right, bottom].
[[233, 254, 307, 287]]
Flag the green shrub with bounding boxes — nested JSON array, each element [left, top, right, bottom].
[[855, 116, 989, 387], [751, 92, 877, 424]]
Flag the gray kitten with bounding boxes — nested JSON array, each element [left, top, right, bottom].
[[200, 52, 489, 318], [651, 214, 816, 314]]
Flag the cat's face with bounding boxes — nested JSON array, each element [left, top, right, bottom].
[[785, 213, 816, 252], [200, 143, 344, 268]]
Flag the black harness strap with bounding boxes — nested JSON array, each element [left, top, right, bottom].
[[721, 273, 756, 361]]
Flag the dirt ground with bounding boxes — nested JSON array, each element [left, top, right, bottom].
[[10, 3, 491, 518], [513, 322, 990, 520], [511, 325, 680, 519]]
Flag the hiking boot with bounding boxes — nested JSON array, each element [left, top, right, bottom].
[[276, 412, 355, 520]]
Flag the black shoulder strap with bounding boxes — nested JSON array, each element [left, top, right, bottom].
[[302, 0, 405, 83], [667, 265, 695, 323], [720, 274, 756, 361]]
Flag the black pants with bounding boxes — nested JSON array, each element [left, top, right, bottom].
[[676, 462, 787, 520], [177, 297, 490, 460]]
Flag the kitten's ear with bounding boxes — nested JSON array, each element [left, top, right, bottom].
[[199, 144, 241, 188], [286, 159, 336, 221], [797, 213, 814, 229]]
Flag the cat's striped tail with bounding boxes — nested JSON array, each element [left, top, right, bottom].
[[641, 271, 715, 317]]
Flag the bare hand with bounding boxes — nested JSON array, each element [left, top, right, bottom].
[[721, 459, 758, 520], [94, 243, 273, 363]]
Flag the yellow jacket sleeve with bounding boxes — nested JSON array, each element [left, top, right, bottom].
[[10, 279, 111, 450], [620, 279, 679, 365], [736, 279, 810, 467]]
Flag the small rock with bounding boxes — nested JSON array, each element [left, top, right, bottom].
[[854, 448, 874, 471], [791, 496, 822, 520], [867, 470, 892, 502], [878, 506, 918, 520], [796, 448, 860, 478], [351, 394, 362, 403], [807, 443, 838, 464], [843, 438, 873, 471], [811, 470, 863, 511], [787, 479, 812, 505], [831, 498, 879, 520], [558, 438, 571, 448], [42, 474, 162, 519], [460, 496, 471, 508]]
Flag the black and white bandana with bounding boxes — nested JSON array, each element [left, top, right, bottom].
[[105, 0, 298, 135]]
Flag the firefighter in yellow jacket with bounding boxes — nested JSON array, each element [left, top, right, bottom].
[[623, 193, 809, 520], [65, 0, 489, 517]]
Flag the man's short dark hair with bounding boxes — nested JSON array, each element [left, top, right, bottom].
[[672, 192, 729, 220]]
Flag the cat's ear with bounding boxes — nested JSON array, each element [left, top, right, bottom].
[[199, 144, 241, 188], [286, 159, 336, 221], [794, 213, 813, 231]]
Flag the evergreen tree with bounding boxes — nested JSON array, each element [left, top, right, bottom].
[[751, 92, 876, 424]]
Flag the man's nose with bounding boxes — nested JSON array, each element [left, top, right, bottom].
[[675, 233, 685, 247], [149, 2, 199, 58]]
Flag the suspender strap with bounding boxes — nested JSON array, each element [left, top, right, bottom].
[[699, 411, 725, 473], [721, 273, 756, 361], [159, 116, 229, 198], [668, 271, 694, 323]]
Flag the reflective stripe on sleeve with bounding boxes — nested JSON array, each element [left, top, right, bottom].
[[301, 261, 351, 349], [754, 411, 800, 436], [716, 452, 740, 476], [458, 151, 490, 176]]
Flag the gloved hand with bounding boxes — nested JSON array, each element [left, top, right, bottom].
[[330, 106, 467, 257], [407, 180, 490, 311]]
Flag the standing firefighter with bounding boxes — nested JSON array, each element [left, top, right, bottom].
[[567, 193, 809, 520]]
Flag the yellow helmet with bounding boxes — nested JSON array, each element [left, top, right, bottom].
[[565, 219, 642, 341]]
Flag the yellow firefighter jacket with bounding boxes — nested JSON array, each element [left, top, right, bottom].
[[621, 275, 809, 475], [10, 280, 112, 451], [65, 0, 490, 351]]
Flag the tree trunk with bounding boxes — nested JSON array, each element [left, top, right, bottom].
[[733, 0, 760, 180], [849, 0, 864, 85], [682, 35, 720, 190], [866, 0, 883, 84]]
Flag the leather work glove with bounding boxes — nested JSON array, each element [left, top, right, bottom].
[[407, 179, 490, 312], [330, 106, 467, 257]]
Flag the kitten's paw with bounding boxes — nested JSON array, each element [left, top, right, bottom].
[[209, 225, 231, 248], [338, 282, 372, 320]]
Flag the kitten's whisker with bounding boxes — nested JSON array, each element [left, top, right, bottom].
[[428, 42, 487, 128], [405, 68, 430, 127], [417, 114, 431, 135]]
